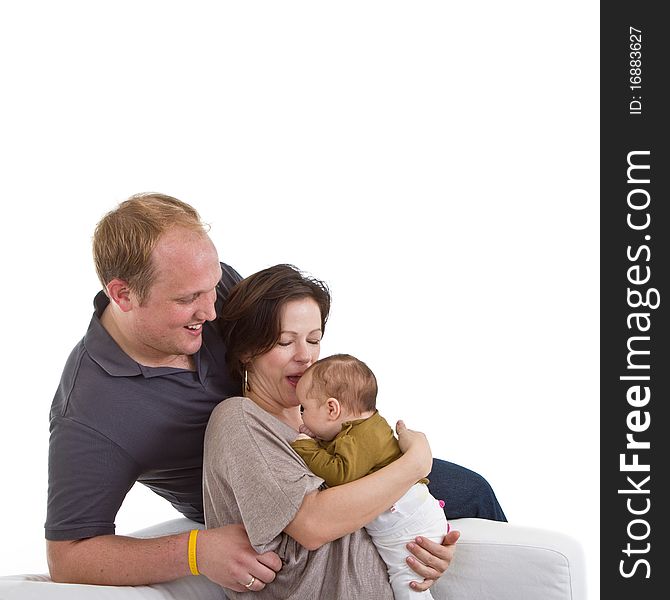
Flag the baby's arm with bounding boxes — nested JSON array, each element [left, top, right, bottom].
[[291, 434, 377, 487]]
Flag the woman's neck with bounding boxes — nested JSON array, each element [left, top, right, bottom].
[[246, 391, 302, 431]]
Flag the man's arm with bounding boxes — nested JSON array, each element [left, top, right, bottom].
[[46, 390, 283, 588], [47, 525, 282, 591]]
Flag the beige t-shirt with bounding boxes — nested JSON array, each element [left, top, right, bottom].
[[203, 397, 393, 600]]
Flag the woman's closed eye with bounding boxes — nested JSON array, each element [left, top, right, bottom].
[[277, 338, 321, 347]]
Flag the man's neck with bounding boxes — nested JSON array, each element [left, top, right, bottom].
[[99, 305, 195, 370]]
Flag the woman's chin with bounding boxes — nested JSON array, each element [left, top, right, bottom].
[[279, 390, 300, 408]]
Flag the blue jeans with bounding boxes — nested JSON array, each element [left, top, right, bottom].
[[426, 458, 507, 521]]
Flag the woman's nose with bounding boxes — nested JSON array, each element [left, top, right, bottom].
[[294, 342, 312, 364]]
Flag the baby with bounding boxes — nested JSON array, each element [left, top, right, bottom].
[[291, 353, 448, 600]]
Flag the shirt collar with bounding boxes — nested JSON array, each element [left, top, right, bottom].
[[83, 291, 207, 379]]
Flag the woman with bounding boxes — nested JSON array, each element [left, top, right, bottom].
[[203, 264, 455, 598]]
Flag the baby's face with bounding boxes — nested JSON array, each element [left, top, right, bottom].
[[297, 374, 337, 440]]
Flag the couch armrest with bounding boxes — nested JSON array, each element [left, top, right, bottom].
[[432, 518, 587, 600]]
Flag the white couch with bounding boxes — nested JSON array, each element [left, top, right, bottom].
[[0, 517, 586, 599]]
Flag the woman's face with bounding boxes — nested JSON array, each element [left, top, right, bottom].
[[247, 297, 323, 408]]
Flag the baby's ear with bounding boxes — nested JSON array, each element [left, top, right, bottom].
[[326, 397, 341, 420]]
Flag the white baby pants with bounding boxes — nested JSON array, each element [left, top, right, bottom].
[[365, 483, 449, 600]]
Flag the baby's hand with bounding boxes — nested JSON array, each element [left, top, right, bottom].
[[298, 423, 317, 438], [295, 433, 312, 441]]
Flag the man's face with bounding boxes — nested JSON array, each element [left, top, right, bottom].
[[127, 228, 222, 363]]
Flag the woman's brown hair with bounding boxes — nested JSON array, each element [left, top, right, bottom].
[[219, 264, 331, 385]]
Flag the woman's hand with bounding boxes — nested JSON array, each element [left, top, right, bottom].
[[406, 527, 461, 591], [395, 420, 433, 479]]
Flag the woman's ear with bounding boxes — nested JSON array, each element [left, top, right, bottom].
[[105, 278, 133, 312], [326, 398, 341, 420]]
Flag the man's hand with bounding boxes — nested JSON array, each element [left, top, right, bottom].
[[197, 524, 282, 592], [406, 528, 460, 592]]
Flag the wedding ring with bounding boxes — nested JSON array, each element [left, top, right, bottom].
[[244, 576, 256, 589]]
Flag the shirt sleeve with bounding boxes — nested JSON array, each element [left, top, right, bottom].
[[291, 434, 379, 487], [203, 398, 323, 552], [46, 417, 139, 540], [215, 262, 243, 314]]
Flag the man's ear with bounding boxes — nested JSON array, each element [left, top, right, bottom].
[[326, 398, 341, 421], [105, 278, 134, 313]]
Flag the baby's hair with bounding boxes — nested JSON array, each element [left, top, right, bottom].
[[305, 353, 377, 415]]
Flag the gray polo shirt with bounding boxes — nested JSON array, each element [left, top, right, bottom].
[[45, 263, 242, 541]]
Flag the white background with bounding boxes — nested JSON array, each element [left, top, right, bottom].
[[0, 2, 599, 598]]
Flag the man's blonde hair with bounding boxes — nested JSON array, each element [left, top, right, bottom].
[[93, 192, 208, 303], [305, 354, 378, 415]]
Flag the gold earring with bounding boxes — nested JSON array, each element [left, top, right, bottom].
[[243, 368, 250, 395]]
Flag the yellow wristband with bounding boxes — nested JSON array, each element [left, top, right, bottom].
[[188, 529, 200, 576]]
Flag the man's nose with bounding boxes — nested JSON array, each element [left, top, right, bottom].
[[194, 289, 217, 321]]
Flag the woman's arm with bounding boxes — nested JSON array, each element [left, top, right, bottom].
[[285, 421, 431, 550]]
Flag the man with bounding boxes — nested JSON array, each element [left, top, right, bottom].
[[46, 193, 499, 591]]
